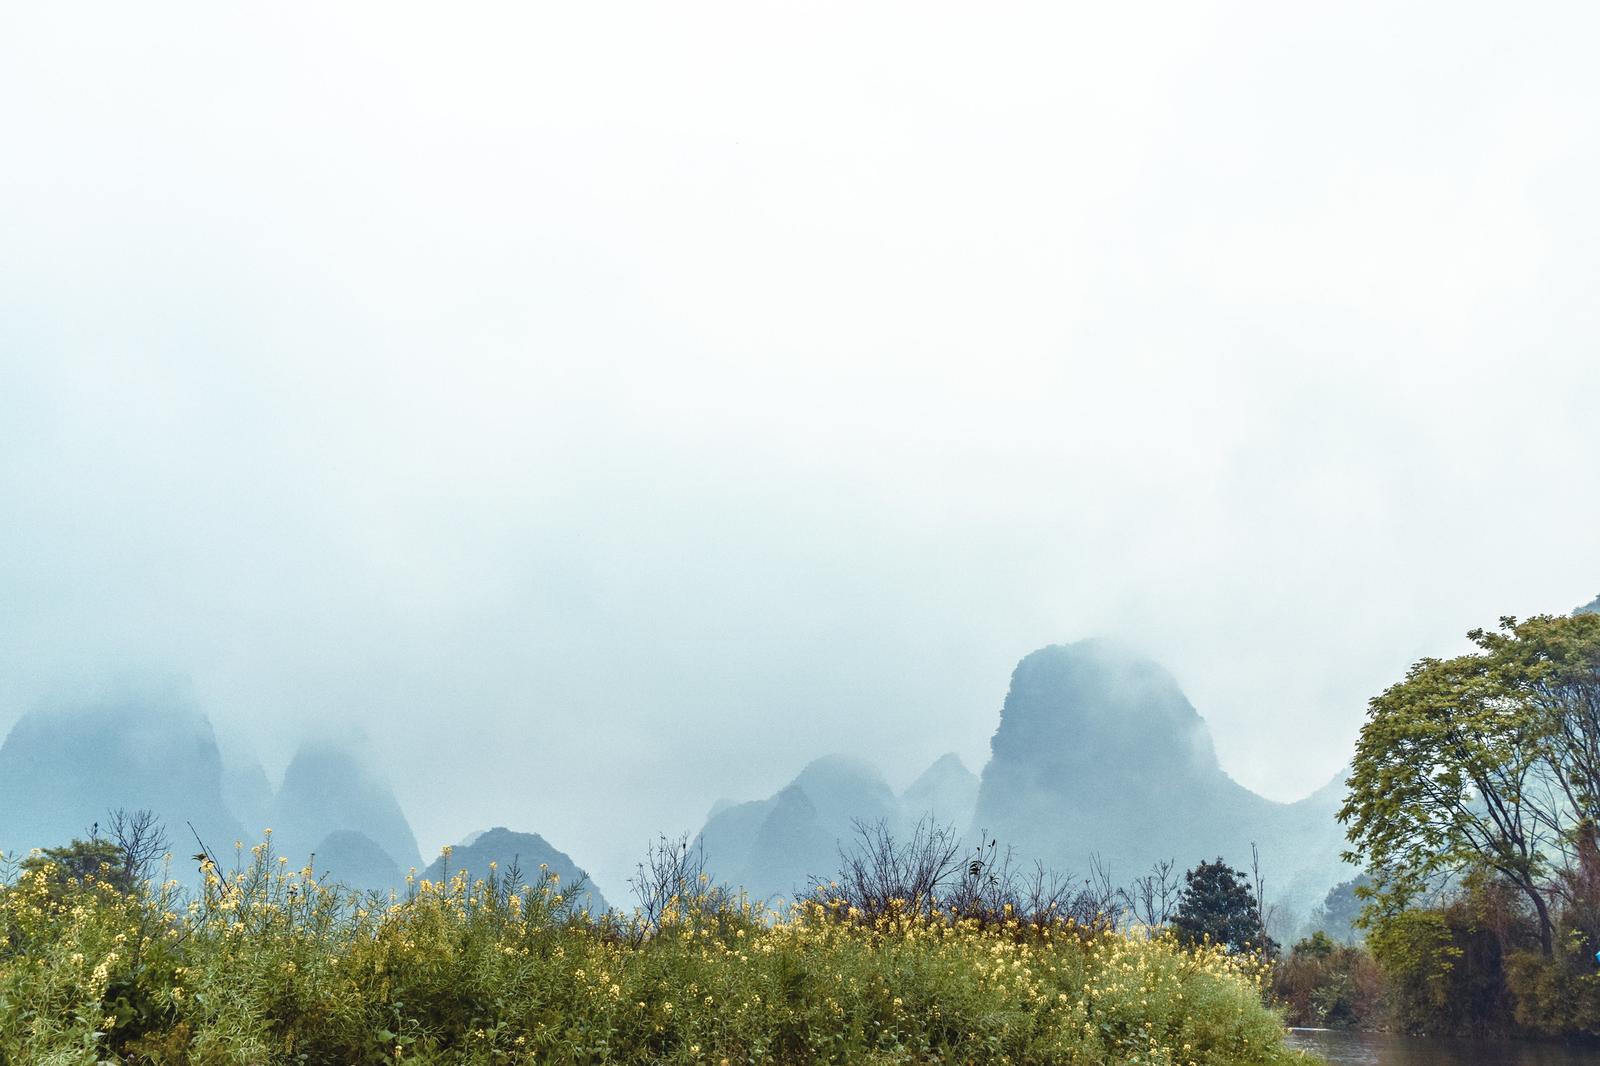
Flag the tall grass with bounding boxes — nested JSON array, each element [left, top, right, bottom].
[[0, 838, 1300, 1064]]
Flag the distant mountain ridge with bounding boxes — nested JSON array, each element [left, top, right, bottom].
[[218, 737, 274, 838], [0, 696, 607, 905], [696, 755, 893, 904], [692, 640, 1350, 925], [313, 830, 404, 894], [900, 753, 980, 829], [271, 737, 424, 877], [39, 608, 1582, 924], [695, 752, 980, 904], [0, 688, 243, 870], [422, 827, 608, 911], [970, 640, 1349, 919]]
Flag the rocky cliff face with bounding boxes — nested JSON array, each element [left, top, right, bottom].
[[421, 827, 608, 912], [270, 738, 422, 876], [1577, 595, 1599, 616], [980, 641, 1223, 798], [0, 689, 243, 866], [970, 640, 1348, 919]]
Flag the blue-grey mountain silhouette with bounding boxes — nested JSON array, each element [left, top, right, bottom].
[[696, 754, 905, 904], [900, 752, 979, 831], [421, 827, 608, 912], [0, 686, 243, 868], [312, 829, 404, 894], [695, 641, 1350, 926], [970, 640, 1348, 921], [218, 734, 273, 837], [270, 737, 422, 877]]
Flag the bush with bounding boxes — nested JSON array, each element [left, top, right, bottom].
[[1504, 919, 1600, 1036], [0, 835, 1302, 1065], [812, 820, 1119, 934], [1365, 897, 1518, 1035], [1271, 932, 1382, 1028]]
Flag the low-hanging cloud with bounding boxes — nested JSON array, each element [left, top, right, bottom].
[[2, 1, 1598, 893]]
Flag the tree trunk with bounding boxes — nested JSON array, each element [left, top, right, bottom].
[[1526, 882, 1555, 956]]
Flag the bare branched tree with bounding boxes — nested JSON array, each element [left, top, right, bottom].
[[1249, 841, 1279, 938], [938, 833, 1114, 932], [106, 808, 170, 886], [808, 821, 1213, 937], [942, 835, 1003, 917], [1080, 854, 1123, 925], [628, 833, 734, 942], [818, 817, 963, 920], [1120, 858, 1181, 927]]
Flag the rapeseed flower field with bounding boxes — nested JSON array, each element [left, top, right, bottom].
[[0, 839, 1300, 1064]]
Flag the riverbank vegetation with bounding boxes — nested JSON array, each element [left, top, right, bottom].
[[1284, 608, 1600, 1038], [1270, 863, 1600, 1038], [0, 833, 1296, 1065]]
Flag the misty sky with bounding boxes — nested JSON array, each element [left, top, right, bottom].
[[3, 3, 1598, 895]]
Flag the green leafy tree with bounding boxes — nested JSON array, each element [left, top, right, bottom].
[[1474, 613, 1600, 842], [16, 809, 170, 900], [1172, 858, 1275, 956], [1366, 908, 1460, 1030], [1363, 872, 1526, 1036], [20, 837, 133, 896], [1309, 875, 1370, 944], [1341, 613, 1600, 955]]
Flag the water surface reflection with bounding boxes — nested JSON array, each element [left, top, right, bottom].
[[1286, 1028, 1600, 1066]]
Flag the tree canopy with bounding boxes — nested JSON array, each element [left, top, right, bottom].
[[1171, 858, 1275, 956], [1340, 612, 1600, 954]]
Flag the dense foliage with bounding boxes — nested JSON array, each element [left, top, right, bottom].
[[1270, 932, 1380, 1028], [1317, 608, 1600, 1037], [0, 836, 1297, 1065], [1171, 861, 1275, 958], [1268, 869, 1596, 1036], [1341, 611, 1600, 953]]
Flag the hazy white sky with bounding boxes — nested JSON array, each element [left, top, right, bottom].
[[3, 2, 1598, 893]]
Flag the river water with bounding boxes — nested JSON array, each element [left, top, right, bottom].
[[1286, 1028, 1600, 1066]]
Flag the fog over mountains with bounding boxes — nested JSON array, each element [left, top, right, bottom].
[[970, 642, 1348, 916], [271, 737, 424, 878], [693, 640, 1347, 920], [0, 686, 245, 868], [0, 638, 1355, 926], [5, 1, 1600, 960]]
